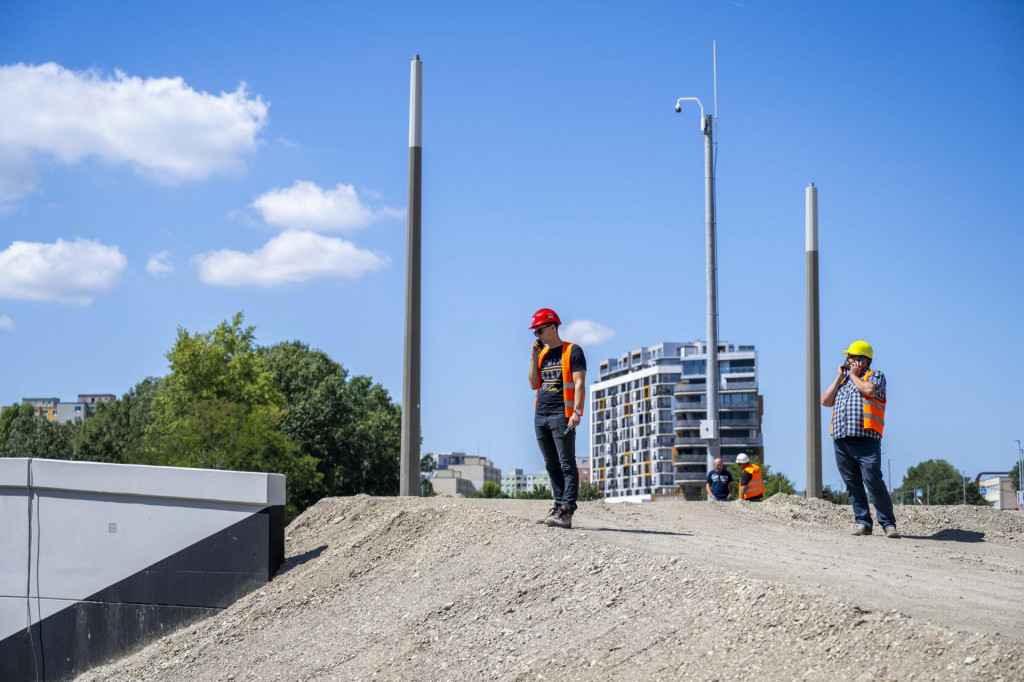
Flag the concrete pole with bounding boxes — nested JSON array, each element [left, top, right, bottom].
[[703, 114, 720, 472], [805, 183, 823, 498], [400, 55, 423, 496]]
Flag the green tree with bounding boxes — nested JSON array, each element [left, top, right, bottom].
[[1010, 461, 1021, 492], [150, 314, 321, 519], [472, 480, 507, 498], [72, 378, 161, 463], [515, 484, 552, 500], [760, 463, 796, 498], [420, 454, 437, 496], [823, 484, 850, 505], [900, 459, 989, 506], [259, 340, 401, 501], [577, 481, 602, 501], [0, 403, 74, 459]]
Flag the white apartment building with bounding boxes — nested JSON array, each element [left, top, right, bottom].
[[590, 341, 763, 502], [674, 341, 763, 499], [590, 343, 686, 503]]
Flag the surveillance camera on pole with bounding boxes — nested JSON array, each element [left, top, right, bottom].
[[673, 94, 719, 474]]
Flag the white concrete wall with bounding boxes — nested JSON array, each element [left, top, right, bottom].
[[0, 458, 285, 642]]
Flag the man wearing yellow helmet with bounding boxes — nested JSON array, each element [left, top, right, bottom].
[[821, 340, 900, 538]]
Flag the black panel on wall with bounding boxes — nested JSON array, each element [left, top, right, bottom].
[[0, 504, 286, 680], [89, 506, 279, 609]]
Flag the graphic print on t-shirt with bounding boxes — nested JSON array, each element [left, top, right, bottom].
[[535, 344, 587, 415]]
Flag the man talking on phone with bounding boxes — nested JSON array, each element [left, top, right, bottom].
[[821, 340, 899, 538], [528, 308, 586, 529]]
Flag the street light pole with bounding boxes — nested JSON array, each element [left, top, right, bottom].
[[674, 96, 720, 476], [400, 55, 423, 496], [702, 111, 720, 473], [805, 183, 822, 498]]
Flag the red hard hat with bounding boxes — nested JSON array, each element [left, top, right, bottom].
[[530, 308, 561, 329]]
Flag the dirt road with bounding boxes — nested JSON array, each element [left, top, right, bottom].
[[78, 495, 1024, 682]]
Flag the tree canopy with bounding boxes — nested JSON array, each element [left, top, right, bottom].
[[0, 312, 402, 522], [899, 459, 989, 506]]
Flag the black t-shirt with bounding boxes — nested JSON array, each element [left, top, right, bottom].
[[706, 469, 733, 499], [535, 344, 587, 415]]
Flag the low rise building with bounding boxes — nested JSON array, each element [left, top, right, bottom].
[[23, 397, 60, 422], [576, 457, 591, 484], [501, 469, 529, 497], [56, 402, 88, 424], [979, 476, 1016, 510], [430, 469, 476, 497], [526, 472, 551, 493], [430, 454, 500, 496], [6, 394, 117, 424]]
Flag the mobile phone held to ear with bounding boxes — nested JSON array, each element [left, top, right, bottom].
[[534, 339, 543, 351]]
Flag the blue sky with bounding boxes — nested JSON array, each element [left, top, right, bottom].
[[1, 1, 1022, 490]]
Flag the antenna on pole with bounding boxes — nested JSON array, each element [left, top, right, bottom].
[[713, 40, 718, 119]]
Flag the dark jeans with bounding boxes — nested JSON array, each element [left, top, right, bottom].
[[534, 412, 578, 512], [834, 436, 896, 529]]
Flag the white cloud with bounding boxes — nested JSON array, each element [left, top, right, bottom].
[[195, 230, 388, 287], [0, 237, 127, 305], [250, 181, 403, 232], [0, 315, 13, 331], [561, 319, 615, 346], [0, 62, 269, 204], [146, 251, 174, 276]]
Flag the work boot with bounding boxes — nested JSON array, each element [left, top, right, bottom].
[[883, 526, 901, 539], [546, 505, 573, 529], [536, 505, 559, 524], [851, 524, 872, 536]]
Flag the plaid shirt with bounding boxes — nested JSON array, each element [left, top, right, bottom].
[[831, 369, 886, 440]]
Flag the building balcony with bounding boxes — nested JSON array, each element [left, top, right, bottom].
[[675, 471, 707, 483], [674, 400, 759, 412], [673, 453, 706, 465], [673, 434, 762, 446], [722, 381, 758, 391]]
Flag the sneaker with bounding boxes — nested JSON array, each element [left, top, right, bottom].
[[536, 505, 559, 524], [546, 506, 573, 529], [851, 524, 872, 536], [883, 526, 901, 539]]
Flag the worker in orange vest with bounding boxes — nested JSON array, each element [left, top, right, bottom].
[[735, 453, 765, 502], [528, 308, 587, 529], [821, 340, 899, 538]]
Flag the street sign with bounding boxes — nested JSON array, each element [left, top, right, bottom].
[[979, 486, 988, 496], [915, 489, 923, 498]]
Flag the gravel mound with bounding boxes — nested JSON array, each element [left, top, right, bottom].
[[78, 495, 1023, 682], [759, 494, 1024, 548]]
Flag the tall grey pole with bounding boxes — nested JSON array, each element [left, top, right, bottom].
[[703, 114, 720, 471], [400, 55, 423, 496], [805, 183, 822, 498]]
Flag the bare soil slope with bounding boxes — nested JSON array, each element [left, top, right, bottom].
[[79, 496, 1024, 682]]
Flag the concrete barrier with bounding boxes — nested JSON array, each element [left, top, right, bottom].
[[0, 458, 285, 681]]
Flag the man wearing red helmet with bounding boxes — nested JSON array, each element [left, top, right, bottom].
[[528, 308, 587, 529]]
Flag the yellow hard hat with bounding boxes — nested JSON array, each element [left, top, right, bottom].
[[841, 340, 873, 359]]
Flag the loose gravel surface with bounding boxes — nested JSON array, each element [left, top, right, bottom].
[[79, 495, 1024, 682]]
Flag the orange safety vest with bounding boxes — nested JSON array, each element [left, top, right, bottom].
[[741, 463, 765, 499], [830, 369, 886, 437], [533, 343, 582, 419]]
